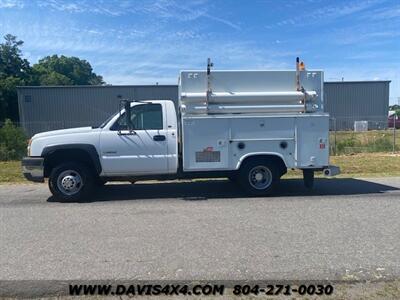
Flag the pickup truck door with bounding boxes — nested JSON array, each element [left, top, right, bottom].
[[99, 103, 169, 175]]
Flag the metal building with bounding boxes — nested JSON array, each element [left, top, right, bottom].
[[324, 81, 390, 130], [17, 85, 178, 136], [17, 81, 390, 136]]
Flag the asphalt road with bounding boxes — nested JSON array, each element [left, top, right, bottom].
[[1, 177, 400, 296]]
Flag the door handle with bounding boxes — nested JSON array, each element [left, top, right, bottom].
[[153, 135, 166, 141], [118, 129, 136, 136]]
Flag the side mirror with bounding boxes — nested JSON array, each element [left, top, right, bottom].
[[124, 100, 133, 130], [116, 99, 136, 135]]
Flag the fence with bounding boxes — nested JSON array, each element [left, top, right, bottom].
[[329, 116, 390, 131], [329, 117, 398, 155]]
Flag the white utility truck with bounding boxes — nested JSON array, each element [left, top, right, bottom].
[[22, 58, 339, 201]]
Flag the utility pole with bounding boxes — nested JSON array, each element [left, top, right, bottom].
[[394, 114, 397, 153]]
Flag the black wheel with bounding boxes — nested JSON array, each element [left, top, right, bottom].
[[303, 169, 314, 189], [239, 160, 279, 196], [49, 162, 94, 201]]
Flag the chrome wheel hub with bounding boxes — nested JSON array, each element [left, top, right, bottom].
[[57, 170, 83, 195], [248, 166, 272, 190]]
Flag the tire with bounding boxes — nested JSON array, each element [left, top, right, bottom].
[[239, 160, 279, 196], [95, 177, 107, 186], [227, 173, 238, 183], [49, 162, 94, 201], [303, 169, 314, 189]]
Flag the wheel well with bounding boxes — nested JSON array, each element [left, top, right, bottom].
[[240, 155, 287, 177], [44, 149, 97, 177]]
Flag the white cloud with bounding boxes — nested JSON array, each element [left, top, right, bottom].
[[268, 0, 382, 28], [2, 0, 398, 101], [0, 0, 23, 9], [332, 29, 400, 45], [361, 4, 400, 20], [35, 0, 241, 30], [346, 51, 391, 60], [104, 74, 177, 85], [37, 0, 123, 15]]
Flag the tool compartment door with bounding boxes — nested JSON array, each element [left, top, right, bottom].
[[182, 117, 229, 171], [295, 115, 329, 167]]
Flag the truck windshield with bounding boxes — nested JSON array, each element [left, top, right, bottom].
[[99, 112, 119, 129]]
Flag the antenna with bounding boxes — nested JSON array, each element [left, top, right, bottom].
[[206, 58, 214, 113], [296, 57, 300, 91], [207, 58, 213, 75]]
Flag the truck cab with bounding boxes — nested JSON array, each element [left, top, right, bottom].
[[22, 100, 179, 200], [98, 100, 178, 176]]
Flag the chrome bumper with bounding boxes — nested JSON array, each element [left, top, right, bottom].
[[21, 157, 44, 182]]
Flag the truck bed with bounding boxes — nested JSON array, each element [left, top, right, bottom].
[[181, 113, 330, 171]]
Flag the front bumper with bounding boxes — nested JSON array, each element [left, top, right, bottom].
[[21, 157, 44, 183]]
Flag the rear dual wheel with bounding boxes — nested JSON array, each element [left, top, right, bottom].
[[239, 160, 279, 196]]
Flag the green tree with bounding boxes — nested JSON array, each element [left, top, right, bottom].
[[0, 34, 32, 121], [0, 119, 27, 160], [0, 34, 106, 121], [389, 105, 400, 116], [33, 55, 104, 85]]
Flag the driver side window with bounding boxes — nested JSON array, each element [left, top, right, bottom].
[[111, 103, 163, 131]]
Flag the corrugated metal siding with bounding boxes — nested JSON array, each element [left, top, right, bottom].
[[18, 81, 390, 136], [17, 85, 178, 136], [324, 81, 390, 130]]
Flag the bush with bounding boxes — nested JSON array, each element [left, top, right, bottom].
[[367, 137, 394, 152], [336, 137, 359, 154], [0, 119, 27, 160], [332, 131, 397, 155]]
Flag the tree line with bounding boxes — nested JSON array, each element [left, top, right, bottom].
[[0, 34, 105, 122]]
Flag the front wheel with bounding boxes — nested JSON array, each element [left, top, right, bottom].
[[49, 162, 94, 201], [239, 160, 279, 196]]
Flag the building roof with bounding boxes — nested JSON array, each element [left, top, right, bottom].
[[17, 84, 177, 89], [325, 80, 391, 84], [18, 80, 391, 89]]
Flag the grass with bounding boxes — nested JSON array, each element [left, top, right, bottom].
[[284, 152, 400, 179], [330, 129, 399, 155], [0, 161, 25, 183], [1, 152, 400, 184], [330, 152, 400, 177]]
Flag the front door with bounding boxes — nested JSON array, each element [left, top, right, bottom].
[[99, 103, 169, 175]]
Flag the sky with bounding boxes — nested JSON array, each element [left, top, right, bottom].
[[0, 0, 399, 104]]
